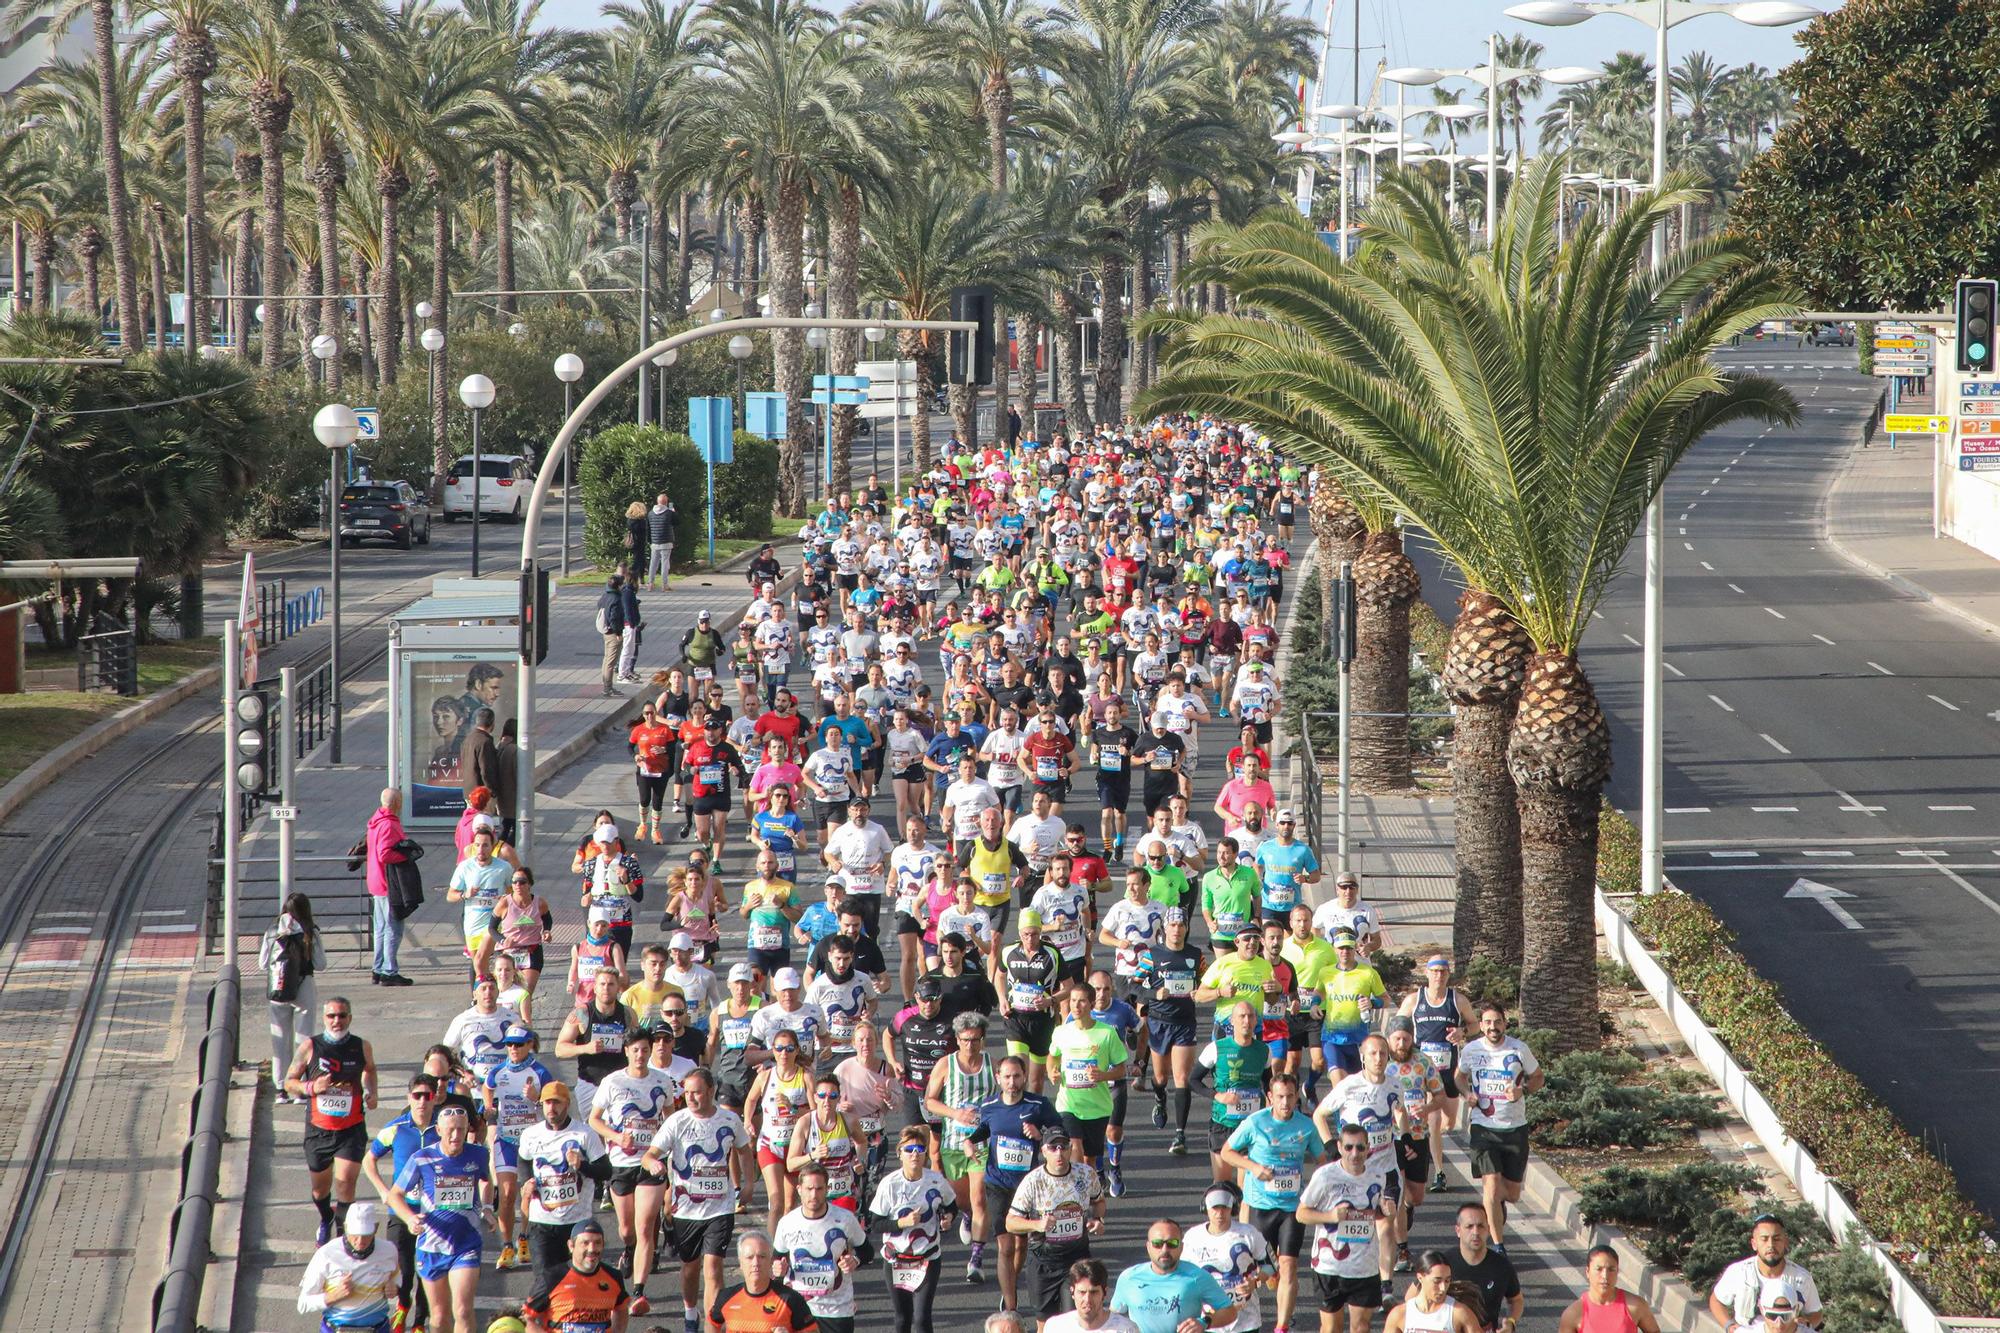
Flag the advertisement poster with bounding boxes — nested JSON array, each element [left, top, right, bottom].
[[403, 650, 516, 825]]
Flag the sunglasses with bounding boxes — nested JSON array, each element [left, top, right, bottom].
[[1340, 1143, 1370, 1153], [512, 877, 532, 885], [1149, 1238, 1181, 1249], [408, 1090, 435, 1100], [815, 1091, 838, 1100], [900, 1144, 929, 1155], [663, 1009, 688, 1018]]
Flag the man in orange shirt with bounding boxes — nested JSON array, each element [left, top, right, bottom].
[[709, 1230, 818, 1333], [524, 1220, 630, 1333]]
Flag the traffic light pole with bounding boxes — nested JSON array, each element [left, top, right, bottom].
[[279, 666, 297, 911], [221, 619, 241, 971]]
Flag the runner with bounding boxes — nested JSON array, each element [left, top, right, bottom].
[[964, 1053, 1064, 1313], [285, 994, 379, 1244], [1133, 908, 1204, 1153], [484, 1023, 553, 1270], [519, 1082, 613, 1303], [1382, 1251, 1481, 1333], [643, 1066, 746, 1333], [994, 913, 1066, 1096], [1296, 1123, 1393, 1333], [960, 806, 1031, 940], [1197, 1001, 1269, 1185], [296, 1200, 400, 1332], [591, 1028, 676, 1308], [709, 1230, 817, 1333], [1044, 982, 1129, 1174], [1381, 1018, 1446, 1274], [1444, 1204, 1520, 1333], [1085, 969, 1142, 1197], [746, 1029, 815, 1234], [1044, 1259, 1141, 1333], [773, 1163, 870, 1333], [1706, 1215, 1824, 1332], [387, 1105, 490, 1333], [1217, 1073, 1324, 1333], [869, 1127, 957, 1333], [1317, 934, 1385, 1078], [1312, 1035, 1410, 1300], [922, 1011, 997, 1281], [1006, 1130, 1106, 1333], [1108, 1218, 1238, 1333], [1180, 1185, 1274, 1333], [1455, 1006, 1542, 1249], [1558, 1248, 1662, 1333]]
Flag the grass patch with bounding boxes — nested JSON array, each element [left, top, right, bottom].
[[557, 538, 769, 586], [137, 636, 219, 690], [0, 693, 131, 785]]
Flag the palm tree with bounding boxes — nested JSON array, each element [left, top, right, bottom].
[[1493, 33, 1544, 169], [1140, 164, 1800, 1047], [134, 0, 228, 351]]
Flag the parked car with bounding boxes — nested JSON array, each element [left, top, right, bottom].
[[1809, 322, 1854, 347], [441, 454, 532, 521], [338, 481, 431, 549]]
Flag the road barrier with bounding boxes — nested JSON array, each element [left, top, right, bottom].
[[150, 963, 239, 1333]]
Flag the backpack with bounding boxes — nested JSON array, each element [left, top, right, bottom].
[[268, 929, 310, 1003], [595, 603, 610, 634]]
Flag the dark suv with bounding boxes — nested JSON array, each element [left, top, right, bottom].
[[339, 481, 432, 549]]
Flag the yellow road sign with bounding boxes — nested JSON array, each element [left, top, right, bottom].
[[1885, 414, 1948, 433], [1874, 338, 1925, 349]]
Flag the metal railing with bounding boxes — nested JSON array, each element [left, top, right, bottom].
[[291, 661, 334, 760], [253, 579, 325, 648], [207, 852, 370, 957], [78, 613, 137, 695], [150, 963, 239, 1333]]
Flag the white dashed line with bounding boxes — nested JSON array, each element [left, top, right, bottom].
[[1727, 583, 1746, 594], [1760, 733, 1791, 754], [1708, 695, 1734, 712], [1666, 806, 1711, 814], [1928, 695, 1961, 711], [1700, 561, 1714, 570], [1622, 634, 1642, 647], [1709, 850, 1758, 859], [1834, 789, 1886, 813], [1701, 488, 1711, 496], [1802, 849, 1854, 858], [1931, 804, 1975, 811], [1812, 634, 1836, 646], [1866, 661, 1895, 675], [1764, 607, 1786, 619], [1751, 806, 1798, 813], [1664, 662, 1685, 678]]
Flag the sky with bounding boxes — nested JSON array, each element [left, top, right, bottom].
[[528, 0, 1841, 135]]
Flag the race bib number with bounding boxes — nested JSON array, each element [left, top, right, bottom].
[[1266, 1166, 1298, 1195], [1420, 1042, 1453, 1070], [1163, 975, 1194, 997], [1150, 748, 1175, 771], [693, 667, 715, 681], [1367, 1125, 1392, 1152], [891, 1257, 931, 1291], [594, 1025, 625, 1053], [1335, 1219, 1375, 1244], [316, 1089, 354, 1119], [1035, 755, 1060, 782], [995, 1138, 1033, 1170], [1098, 751, 1121, 772], [698, 764, 724, 787], [981, 873, 1008, 900], [684, 1170, 729, 1200], [1264, 882, 1297, 910], [1215, 912, 1247, 937], [860, 1116, 883, 1135], [1010, 983, 1046, 1012], [774, 850, 796, 879], [541, 1174, 580, 1207], [1045, 1204, 1085, 1244], [1063, 1057, 1095, 1090], [1229, 1091, 1263, 1118], [1476, 1068, 1514, 1100], [751, 923, 784, 951], [790, 1256, 836, 1295], [433, 1179, 476, 1211]]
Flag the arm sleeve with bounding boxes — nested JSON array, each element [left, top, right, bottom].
[[296, 1251, 329, 1313]]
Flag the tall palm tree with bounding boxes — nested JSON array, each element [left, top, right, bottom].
[[695, 0, 868, 514], [1140, 164, 1800, 1047], [134, 0, 228, 351], [1493, 33, 1544, 168]]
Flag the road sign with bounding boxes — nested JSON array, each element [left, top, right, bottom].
[[1962, 381, 2000, 397], [1878, 320, 1918, 334], [1784, 878, 1860, 930], [1960, 399, 2000, 416], [1960, 455, 2000, 471], [813, 374, 870, 392], [1874, 337, 1932, 350], [354, 406, 380, 442], [1885, 414, 1948, 433], [1961, 417, 2000, 437], [271, 805, 298, 822], [1958, 438, 2000, 454]]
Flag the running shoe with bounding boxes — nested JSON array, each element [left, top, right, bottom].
[[1151, 1098, 1167, 1130], [1106, 1165, 1126, 1198], [1168, 1133, 1187, 1156]]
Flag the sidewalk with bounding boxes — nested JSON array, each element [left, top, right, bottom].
[[1825, 425, 2000, 640]]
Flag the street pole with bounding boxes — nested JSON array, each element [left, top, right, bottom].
[[1640, 0, 1669, 897], [222, 619, 241, 970], [1486, 33, 1500, 240], [470, 404, 483, 578], [1336, 561, 1353, 870], [278, 665, 296, 910], [328, 451, 343, 764], [637, 215, 652, 427], [560, 381, 574, 577]]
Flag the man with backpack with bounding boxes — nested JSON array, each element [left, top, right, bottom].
[[597, 575, 629, 697]]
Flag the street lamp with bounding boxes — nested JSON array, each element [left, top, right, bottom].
[[508, 321, 529, 340], [420, 326, 445, 457], [1316, 103, 1366, 249], [652, 347, 675, 430], [709, 307, 728, 324], [1510, 0, 1818, 899], [1382, 68, 1444, 171], [635, 201, 652, 428], [312, 402, 361, 763], [554, 352, 584, 577], [459, 373, 496, 577], [728, 333, 754, 426], [416, 301, 435, 320], [806, 325, 830, 497]]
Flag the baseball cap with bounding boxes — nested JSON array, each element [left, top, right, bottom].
[[1202, 1187, 1237, 1210], [501, 1024, 534, 1045], [587, 904, 612, 925], [728, 962, 755, 983], [1386, 1015, 1416, 1036], [1275, 808, 1296, 822], [539, 1080, 572, 1103], [774, 967, 804, 990], [699, 608, 713, 620], [1332, 930, 1359, 948], [1018, 909, 1044, 931], [914, 977, 943, 1001], [670, 931, 694, 951], [343, 1200, 382, 1236], [570, 1220, 605, 1239], [1041, 1128, 1070, 1147]]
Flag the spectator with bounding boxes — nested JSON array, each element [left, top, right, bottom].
[[459, 706, 502, 808], [365, 788, 414, 985], [617, 563, 644, 685], [646, 493, 678, 589], [258, 891, 326, 1097], [494, 718, 520, 845], [625, 499, 650, 569], [597, 574, 629, 697]]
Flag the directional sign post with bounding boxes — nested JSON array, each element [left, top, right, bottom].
[[351, 407, 380, 482], [1885, 414, 1948, 434], [1785, 877, 1861, 930], [810, 375, 870, 500]]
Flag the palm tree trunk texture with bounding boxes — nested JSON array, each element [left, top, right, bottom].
[[92, 0, 142, 347], [769, 173, 808, 516], [652, 193, 672, 328], [1052, 288, 1089, 437], [1509, 650, 1612, 1052], [611, 170, 637, 241], [1093, 248, 1126, 425], [1015, 317, 1039, 420], [77, 229, 101, 320], [147, 210, 168, 351], [355, 253, 375, 392], [254, 81, 294, 372], [828, 181, 861, 500], [177, 31, 214, 351], [1308, 477, 1367, 633], [431, 185, 451, 487], [1132, 240, 1155, 392], [495, 153, 516, 317], [234, 151, 258, 357], [1349, 529, 1418, 792], [1443, 590, 1529, 970], [900, 328, 934, 473], [1168, 229, 1185, 307], [313, 146, 344, 394], [674, 192, 694, 319], [949, 383, 975, 451], [741, 194, 765, 299], [376, 164, 408, 384], [9, 224, 24, 317], [30, 231, 54, 311]]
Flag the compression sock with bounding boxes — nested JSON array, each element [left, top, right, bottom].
[[332, 1199, 350, 1233], [1106, 1140, 1122, 1169], [1172, 1087, 1193, 1133], [969, 1240, 986, 1264], [1154, 1084, 1168, 1112]]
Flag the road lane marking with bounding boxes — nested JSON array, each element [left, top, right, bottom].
[[1866, 662, 1894, 675], [1800, 850, 1854, 857], [1764, 607, 1786, 619], [1928, 695, 1961, 711], [1760, 733, 1791, 754], [1751, 806, 1798, 812], [1727, 583, 1746, 594], [1708, 850, 1758, 858], [1918, 852, 2000, 922], [1700, 561, 1714, 570], [1664, 662, 1685, 677], [1708, 694, 1734, 712], [1622, 633, 1642, 647], [1812, 634, 1836, 646], [1833, 789, 1886, 813], [1930, 804, 1975, 811], [1667, 806, 1711, 814]]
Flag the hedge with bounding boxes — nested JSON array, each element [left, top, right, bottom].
[[578, 424, 778, 568], [1626, 892, 2000, 1315]]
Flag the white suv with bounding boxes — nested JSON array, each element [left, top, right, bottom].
[[441, 454, 532, 521]]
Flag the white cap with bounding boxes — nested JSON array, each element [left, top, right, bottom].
[[593, 819, 618, 841], [1202, 1187, 1236, 1210], [344, 1200, 381, 1236], [587, 904, 612, 924], [670, 931, 694, 951], [728, 962, 755, 983], [774, 967, 804, 990]]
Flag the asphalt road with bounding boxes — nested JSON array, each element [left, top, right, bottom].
[[1410, 344, 2000, 1221]]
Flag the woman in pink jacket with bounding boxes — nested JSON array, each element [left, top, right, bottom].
[[365, 787, 413, 985]]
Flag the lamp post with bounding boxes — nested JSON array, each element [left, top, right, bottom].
[[459, 373, 496, 577], [1382, 69, 1444, 171], [420, 326, 444, 461], [313, 402, 361, 763], [806, 322, 830, 497], [1509, 0, 1818, 898], [728, 333, 753, 424], [636, 204, 652, 427], [865, 324, 889, 487], [311, 339, 341, 487], [1315, 104, 1366, 248], [554, 353, 584, 576]]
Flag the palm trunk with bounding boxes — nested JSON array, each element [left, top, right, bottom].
[[29, 229, 54, 311], [949, 382, 975, 452], [148, 208, 169, 351], [611, 170, 636, 240], [253, 82, 294, 372], [828, 180, 861, 500], [1168, 228, 1185, 307], [178, 33, 214, 351], [651, 192, 671, 328], [769, 173, 807, 516], [354, 253, 375, 392], [740, 193, 765, 298], [901, 328, 934, 473], [1510, 650, 1612, 1052], [233, 151, 258, 357], [312, 144, 344, 393], [431, 178, 450, 487], [673, 191, 694, 319], [1015, 316, 1039, 420], [983, 75, 1011, 436], [1443, 590, 1530, 969], [75, 228, 102, 320], [91, 0, 142, 348], [494, 152, 516, 317], [1308, 477, 1367, 635], [1132, 235, 1156, 392], [1093, 247, 1126, 425], [1349, 528, 1418, 792], [376, 162, 408, 384], [1052, 287, 1089, 437]]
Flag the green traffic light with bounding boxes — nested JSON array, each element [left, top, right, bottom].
[[1976, 342, 1991, 363]]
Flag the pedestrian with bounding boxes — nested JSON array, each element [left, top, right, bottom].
[[260, 892, 327, 1099], [458, 706, 502, 810], [365, 787, 415, 986], [647, 493, 678, 589], [1557, 1247, 1662, 1333], [619, 563, 645, 685], [597, 574, 629, 697], [1706, 1214, 1824, 1331], [626, 499, 651, 570], [494, 718, 520, 846], [747, 543, 784, 590]]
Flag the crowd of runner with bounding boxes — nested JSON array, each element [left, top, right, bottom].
[[292, 417, 1828, 1333]]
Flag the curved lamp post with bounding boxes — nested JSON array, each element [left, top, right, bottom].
[[313, 402, 361, 762], [459, 373, 496, 577], [553, 353, 584, 576]]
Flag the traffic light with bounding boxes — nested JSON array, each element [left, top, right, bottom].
[[948, 285, 995, 385], [1957, 278, 1997, 373], [520, 566, 551, 665], [233, 686, 274, 796]]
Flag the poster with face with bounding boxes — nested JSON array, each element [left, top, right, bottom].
[[404, 651, 515, 823]]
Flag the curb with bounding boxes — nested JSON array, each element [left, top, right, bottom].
[[0, 661, 222, 830]]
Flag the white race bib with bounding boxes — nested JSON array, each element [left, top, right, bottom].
[[1045, 1205, 1085, 1244], [891, 1257, 931, 1291], [433, 1179, 476, 1211], [751, 923, 784, 951], [316, 1089, 354, 1119], [684, 1170, 729, 1200], [1063, 1058, 1095, 1090], [995, 1138, 1033, 1170], [1266, 1166, 1298, 1195]]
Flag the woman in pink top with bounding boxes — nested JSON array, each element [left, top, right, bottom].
[[748, 737, 803, 815], [919, 867, 956, 951], [1212, 754, 1277, 835]]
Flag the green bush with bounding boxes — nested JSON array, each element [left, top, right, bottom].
[[1459, 955, 1520, 1011], [1530, 1048, 1727, 1149], [1627, 893, 2000, 1315], [580, 425, 707, 570], [1597, 800, 1641, 897], [711, 432, 779, 539], [1580, 1162, 1765, 1271]]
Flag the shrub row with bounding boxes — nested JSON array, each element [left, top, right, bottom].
[[1626, 892, 2000, 1315]]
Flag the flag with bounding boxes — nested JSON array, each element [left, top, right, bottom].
[[1296, 76, 1308, 130], [237, 552, 259, 688]]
